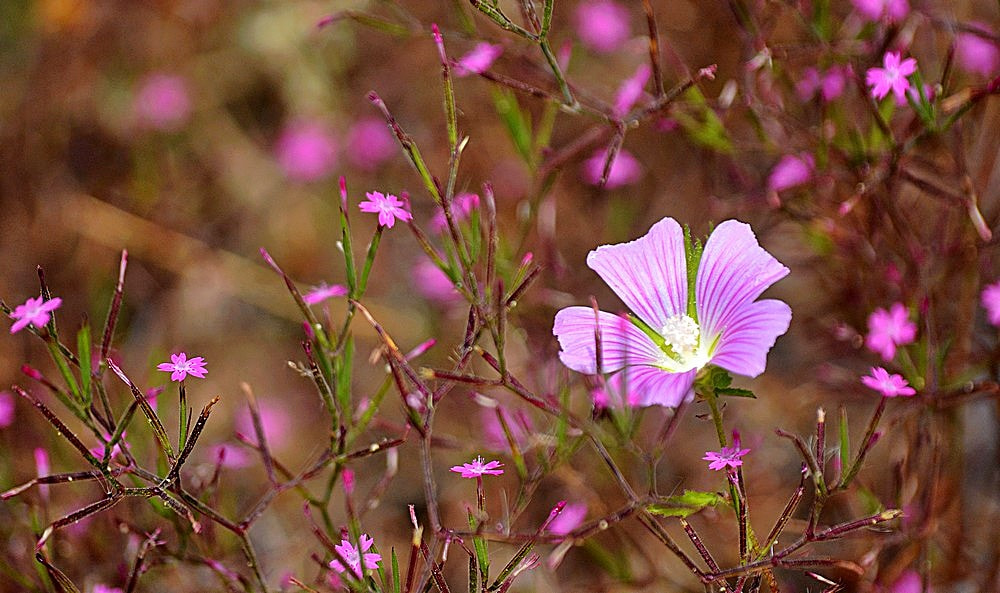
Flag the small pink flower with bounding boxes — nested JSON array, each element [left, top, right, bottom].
[[8, 296, 62, 333], [450, 456, 504, 478], [703, 445, 750, 471], [345, 117, 396, 170], [235, 401, 293, 448], [275, 121, 338, 183], [303, 283, 348, 305], [614, 63, 652, 116], [134, 73, 191, 131], [851, 0, 909, 23], [359, 191, 412, 228], [455, 43, 503, 76], [865, 303, 917, 361], [430, 192, 480, 231], [861, 366, 916, 397], [767, 153, 814, 193], [0, 391, 14, 428], [412, 259, 462, 306], [157, 352, 207, 382], [582, 149, 642, 188], [329, 534, 381, 575], [956, 26, 1000, 77], [575, 0, 631, 53], [207, 443, 254, 469], [981, 280, 1000, 326], [866, 52, 918, 101], [547, 502, 587, 535]]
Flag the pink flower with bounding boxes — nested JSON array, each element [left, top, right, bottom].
[[614, 63, 652, 116], [8, 296, 62, 333], [591, 372, 640, 408], [207, 443, 254, 469], [866, 52, 918, 101], [345, 117, 396, 170], [235, 401, 293, 448], [547, 502, 587, 535], [582, 149, 642, 188], [359, 191, 412, 228], [275, 121, 338, 183], [0, 391, 14, 428], [455, 43, 503, 76], [851, 0, 909, 23], [575, 0, 631, 53], [956, 26, 1000, 77], [304, 283, 348, 305], [703, 445, 750, 471], [450, 456, 504, 478], [767, 153, 814, 193], [134, 73, 191, 131], [481, 406, 533, 451], [796, 66, 848, 102], [865, 303, 916, 361], [430, 192, 480, 231], [981, 280, 1000, 326], [887, 570, 923, 593], [157, 352, 207, 382], [412, 259, 462, 306], [329, 534, 381, 575], [91, 584, 124, 593], [35, 447, 50, 500], [861, 367, 916, 397]]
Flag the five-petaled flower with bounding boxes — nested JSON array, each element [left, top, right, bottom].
[[552, 217, 792, 407], [861, 366, 916, 397], [450, 456, 504, 478], [303, 283, 348, 305], [329, 534, 382, 576], [866, 52, 917, 101], [865, 303, 916, 361], [8, 296, 62, 334], [981, 280, 1000, 327], [359, 191, 412, 228], [703, 445, 751, 471], [157, 352, 207, 382]]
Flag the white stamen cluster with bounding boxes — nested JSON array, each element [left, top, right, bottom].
[[660, 314, 701, 363]]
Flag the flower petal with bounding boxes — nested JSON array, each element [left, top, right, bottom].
[[586, 217, 688, 329], [696, 220, 789, 343], [708, 299, 791, 377], [553, 307, 663, 374], [623, 366, 697, 407]]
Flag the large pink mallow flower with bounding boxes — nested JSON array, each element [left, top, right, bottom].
[[956, 26, 1000, 77], [134, 73, 191, 131], [981, 280, 1000, 326], [866, 52, 918, 101], [851, 0, 909, 23], [865, 303, 916, 361], [553, 218, 791, 407], [575, 0, 630, 53], [275, 121, 338, 183], [329, 534, 382, 576]]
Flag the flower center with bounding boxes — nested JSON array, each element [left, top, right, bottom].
[[660, 314, 702, 365]]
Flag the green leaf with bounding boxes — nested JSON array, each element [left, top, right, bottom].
[[76, 321, 92, 407], [492, 88, 534, 165], [673, 88, 733, 154], [647, 490, 726, 518], [716, 387, 756, 399]]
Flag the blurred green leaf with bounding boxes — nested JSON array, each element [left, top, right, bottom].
[[647, 490, 726, 518], [492, 88, 534, 165]]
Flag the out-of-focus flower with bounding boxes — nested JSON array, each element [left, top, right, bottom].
[[345, 117, 396, 170], [91, 585, 124, 593], [614, 63, 651, 116], [767, 153, 814, 193], [35, 447, 50, 500], [582, 149, 642, 188], [134, 73, 191, 131], [413, 259, 462, 306], [8, 296, 62, 333], [430, 192, 480, 231], [553, 218, 791, 407], [450, 456, 504, 478], [956, 26, 1000, 77], [157, 352, 207, 382], [575, 0, 630, 53], [703, 445, 750, 471], [359, 191, 412, 228], [861, 367, 916, 397], [455, 43, 503, 76], [330, 534, 382, 575], [981, 280, 1000, 326], [865, 303, 916, 361], [887, 570, 923, 593], [207, 443, 254, 469], [303, 283, 348, 305], [547, 502, 587, 535], [236, 401, 293, 448], [796, 66, 848, 102], [275, 121, 338, 183], [866, 52, 917, 101], [591, 372, 640, 408], [0, 391, 14, 428], [851, 0, 909, 23], [481, 406, 533, 451]]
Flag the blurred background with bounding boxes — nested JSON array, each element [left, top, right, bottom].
[[2, 0, 1000, 591]]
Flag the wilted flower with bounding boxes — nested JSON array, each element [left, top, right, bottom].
[[450, 456, 504, 478], [865, 303, 916, 361], [455, 43, 503, 76], [8, 295, 62, 334], [866, 52, 917, 101], [553, 218, 791, 407], [861, 367, 916, 397], [703, 445, 750, 471], [359, 191, 412, 228], [956, 26, 1000, 77], [582, 149, 642, 188], [981, 280, 1000, 326], [345, 117, 396, 171], [329, 534, 382, 575], [134, 73, 191, 131], [157, 352, 207, 382], [767, 153, 814, 193], [851, 0, 909, 23], [575, 0, 630, 53], [275, 121, 338, 183]]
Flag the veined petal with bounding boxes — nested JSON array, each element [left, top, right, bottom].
[[623, 366, 697, 407], [696, 220, 789, 343], [586, 217, 687, 329], [553, 307, 664, 374], [709, 299, 791, 377]]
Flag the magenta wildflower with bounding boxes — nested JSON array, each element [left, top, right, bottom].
[[8, 295, 62, 333], [430, 192, 480, 231], [0, 391, 14, 428], [275, 121, 338, 183], [91, 585, 124, 593], [359, 191, 412, 228], [703, 445, 750, 471], [345, 117, 396, 170], [956, 25, 1000, 77], [157, 352, 207, 382], [614, 63, 652, 116], [861, 366, 916, 397], [865, 303, 916, 361], [235, 401, 292, 448], [887, 570, 922, 593], [851, 0, 908, 23], [767, 153, 814, 193], [455, 43, 503, 76], [981, 280, 1000, 326], [450, 456, 504, 478], [329, 534, 382, 575], [134, 73, 191, 131], [575, 0, 630, 53], [582, 149, 642, 188], [207, 443, 254, 469], [591, 372, 640, 408], [866, 52, 917, 101], [481, 406, 534, 451], [413, 259, 462, 306], [553, 218, 791, 407], [796, 66, 847, 102], [547, 502, 587, 535], [303, 283, 348, 305], [35, 447, 50, 500]]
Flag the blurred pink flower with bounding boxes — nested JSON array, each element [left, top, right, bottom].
[[981, 280, 1000, 326], [956, 26, 1000, 77], [866, 52, 917, 101], [430, 192, 480, 231], [582, 149, 642, 188], [888, 570, 923, 593], [575, 0, 630, 53], [91, 585, 124, 593], [865, 303, 916, 361], [796, 66, 848, 102], [275, 121, 338, 183], [547, 502, 587, 535], [8, 295, 62, 333], [157, 352, 207, 382], [236, 401, 293, 448], [591, 372, 640, 408], [450, 456, 504, 478], [0, 391, 14, 428], [359, 191, 412, 228], [767, 153, 814, 193], [703, 445, 750, 471], [851, 0, 909, 23], [134, 73, 191, 131], [345, 117, 396, 170], [330, 534, 381, 575], [303, 283, 348, 305], [413, 259, 462, 306], [207, 443, 254, 469], [481, 406, 533, 451], [614, 63, 651, 116], [861, 367, 916, 397], [455, 43, 503, 76], [35, 447, 50, 500]]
